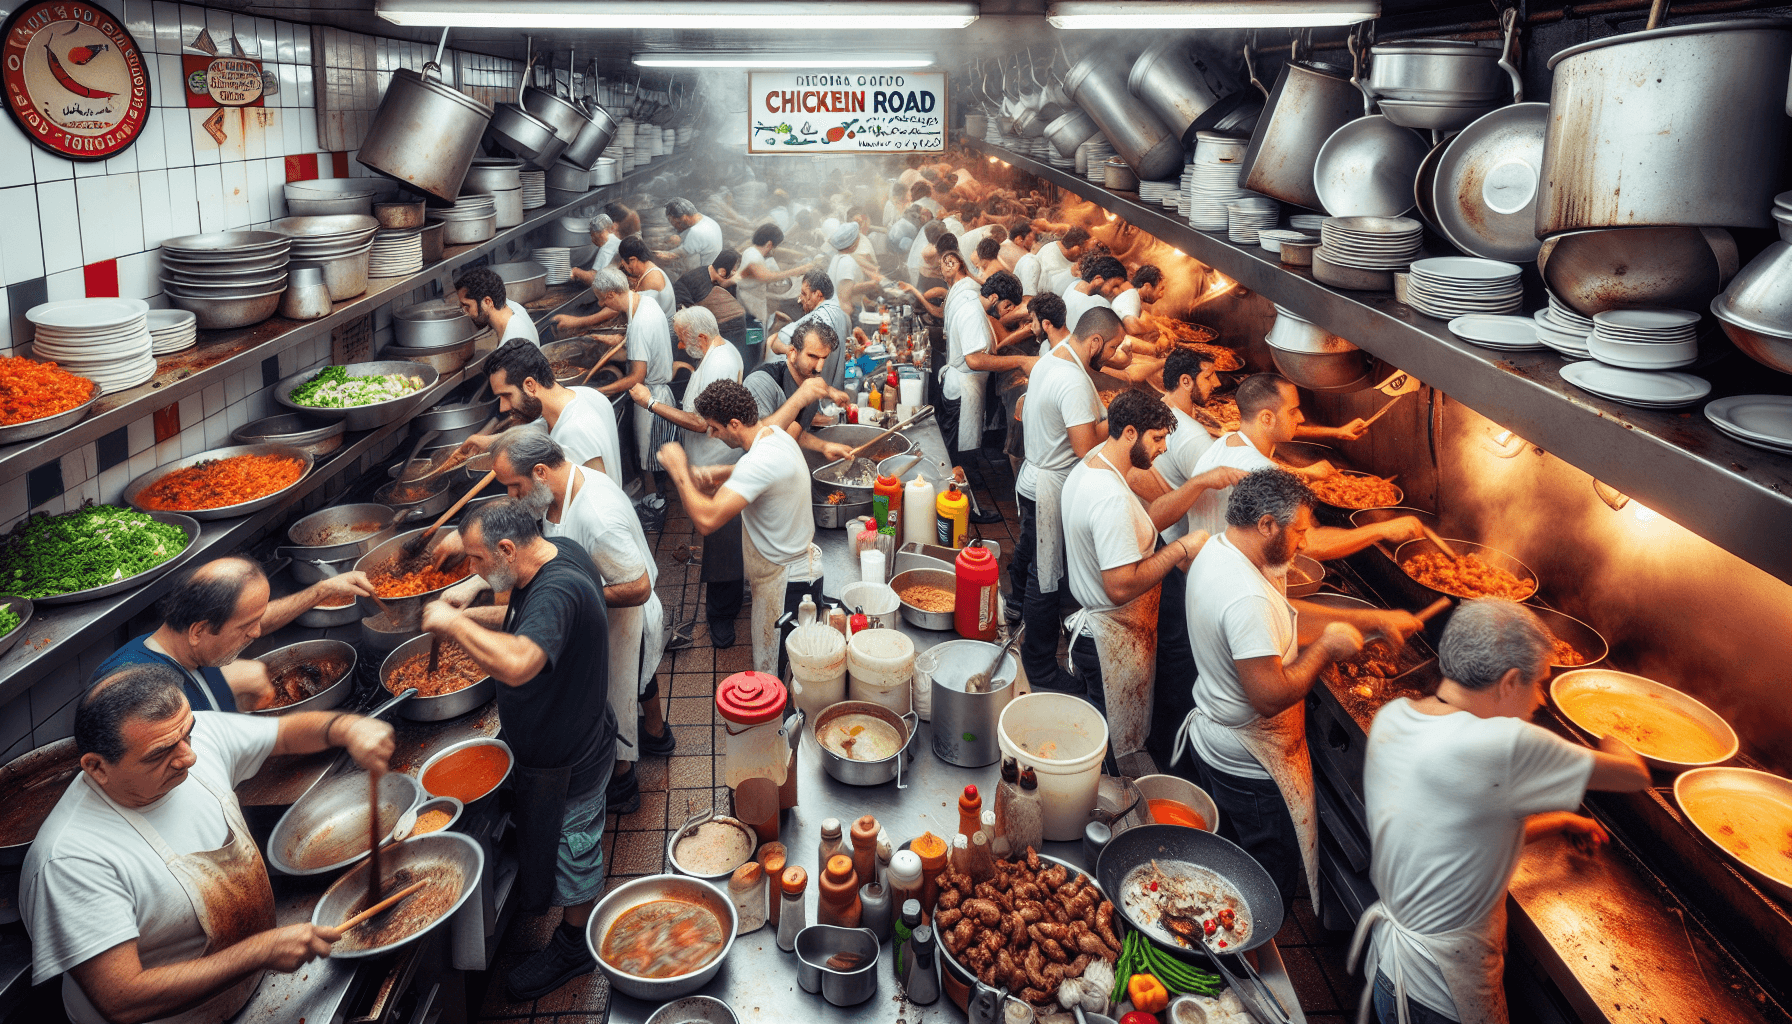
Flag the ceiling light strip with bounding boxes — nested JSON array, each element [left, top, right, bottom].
[[633, 52, 937, 67], [1045, 0, 1378, 29], [377, 0, 978, 29]]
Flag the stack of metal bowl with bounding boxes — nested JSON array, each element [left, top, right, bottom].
[[271, 215, 377, 301], [1366, 39, 1513, 131], [436, 194, 497, 245], [283, 177, 391, 217], [386, 302, 480, 373], [461, 157, 524, 195], [160, 231, 291, 329], [546, 160, 593, 204], [547, 216, 591, 249]]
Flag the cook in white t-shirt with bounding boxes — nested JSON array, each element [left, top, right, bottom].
[[1154, 405, 1219, 543], [1183, 531, 1298, 780], [551, 386, 623, 478], [1061, 456, 1159, 614], [1062, 286, 1113, 337], [502, 298, 541, 346], [1183, 430, 1277, 542], [1357, 599, 1648, 1024], [722, 424, 813, 572]]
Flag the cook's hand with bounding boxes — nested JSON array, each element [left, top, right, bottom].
[[897, 281, 920, 296], [1557, 813, 1610, 855], [820, 442, 856, 463], [429, 529, 465, 570], [1376, 516, 1428, 544], [1302, 459, 1340, 480], [658, 442, 690, 476], [691, 465, 723, 494], [852, 326, 872, 348], [549, 314, 583, 334], [1323, 418, 1370, 441], [459, 433, 497, 457], [313, 571, 376, 605], [794, 374, 833, 407], [259, 923, 343, 971], [1317, 620, 1366, 661], [337, 715, 394, 774], [628, 382, 655, 408], [419, 599, 461, 636], [1193, 466, 1249, 492], [230, 662, 275, 712], [1371, 610, 1426, 646]]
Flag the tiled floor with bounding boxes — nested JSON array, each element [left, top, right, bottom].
[[468, 449, 1361, 1022]]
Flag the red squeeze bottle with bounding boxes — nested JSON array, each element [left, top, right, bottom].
[[957, 785, 983, 841], [954, 542, 1000, 640], [849, 607, 869, 635]]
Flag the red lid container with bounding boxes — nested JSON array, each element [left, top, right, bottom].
[[954, 544, 1000, 640], [716, 671, 788, 726]]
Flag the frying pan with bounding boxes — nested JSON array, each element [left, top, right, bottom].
[[1096, 824, 1292, 1024], [1525, 606, 1608, 669], [1392, 538, 1539, 602], [1309, 470, 1405, 512]]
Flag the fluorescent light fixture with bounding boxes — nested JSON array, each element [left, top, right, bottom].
[[1046, 1, 1377, 29], [634, 51, 936, 67], [378, 0, 977, 29]]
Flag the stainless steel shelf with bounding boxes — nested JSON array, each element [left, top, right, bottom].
[[962, 136, 1792, 586], [0, 363, 472, 706], [0, 151, 691, 490]]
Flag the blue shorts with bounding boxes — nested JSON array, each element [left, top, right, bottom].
[[553, 761, 613, 907]]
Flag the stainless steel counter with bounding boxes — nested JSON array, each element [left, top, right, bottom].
[[609, 415, 1305, 1024]]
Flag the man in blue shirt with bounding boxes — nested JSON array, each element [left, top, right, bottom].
[[92, 557, 374, 712]]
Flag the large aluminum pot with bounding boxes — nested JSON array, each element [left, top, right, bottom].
[[461, 157, 523, 194], [1538, 19, 1792, 236], [353, 526, 477, 627], [1241, 60, 1361, 211], [488, 103, 567, 168], [1063, 55, 1183, 181], [563, 104, 618, 169], [1366, 39, 1510, 103], [1044, 108, 1100, 158], [927, 639, 1017, 768], [522, 86, 590, 147], [1128, 40, 1257, 144], [357, 66, 492, 204], [380, 633, 497, 721]]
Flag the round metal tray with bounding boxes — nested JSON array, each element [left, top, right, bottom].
[[1309, 470, 1405, 511], [232, 413, 346, 459], [0, 389, 101, 445], [27, 510, 203, 605], [0, 595, 36, 662], [273, 360, 441, 432], [123, 443, 314, 521], [1551, 668, 1738, 771]]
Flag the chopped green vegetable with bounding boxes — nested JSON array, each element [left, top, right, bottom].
[[288, 365, 426, 409], [0, 504, 190, 599], [0, 604, 18, 639]]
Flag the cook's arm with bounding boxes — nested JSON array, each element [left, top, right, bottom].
[[1290, 598, 1423, 648], [963, 349, 1032, 375], [272, 710, 394, 771], [604, 570, 652, 608], [1098, 534, 1204, 607], [1141, 467, 1247, 532], [72, 928, 343, 1024], [421, 605, 547, 686], [1297, 517, 1423, 562], [1235, 621, 1363, 718], [598, 358, 648, 397], [659, 443, 751, 536], [259, 572, 377, 632]]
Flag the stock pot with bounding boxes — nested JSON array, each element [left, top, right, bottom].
[[357, 66, 492, 203]]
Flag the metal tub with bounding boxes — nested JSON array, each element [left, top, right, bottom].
[[268, 769, 424, 874], [274, 360, 440, 432], [123, 443, 313, 521], [310, 832, 485, 956], [380, 633, 497, 722], [586, 875, 738, 1000]]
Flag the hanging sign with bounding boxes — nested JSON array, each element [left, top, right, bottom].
[[1, 0, 152, 161], [748, 71, 944, 154], [182, 54, 264, 107]]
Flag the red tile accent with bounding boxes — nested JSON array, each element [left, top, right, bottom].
[[284, 153, 319, 182], [152, 403, 180, 443], [330, 151, 350, 178], [82, 259, 119, 298]]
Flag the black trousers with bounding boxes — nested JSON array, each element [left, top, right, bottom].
[[1175, 751, 1303, 913], [701, 517, 745, 627], [1148, 565, 1198, 769], [1018, 495, 1079, 695]]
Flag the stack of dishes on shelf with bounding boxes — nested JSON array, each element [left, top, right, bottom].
[[272, 214, 378, 301], [1139, 181, 1173, 205], [368, 229, 424, 278], [1704, 395, 1792, 454], [1560, 361, 1711, 408], [1257, 229, 1317, 255], [1083, 139, 1115, 183], [147, 309, 198, 355], [435, 194, 497, 246], [1317, 216, 1424, 270], [160, 231, 292, 330], [534, 247, 573, 286], [1532, 292, 1594, 358], [1406, 256, 1523, 319], [1587, 308, 1700, 370], [1290, 214, 1327, 232], [27, 298, 156, 393], [1226, 197, 1279, 244], [1447, 314, 1543, 351], [1186, 131, 1250, 231]]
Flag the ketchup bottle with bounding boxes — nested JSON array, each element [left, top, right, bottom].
[[954, 541, 1000, 640]]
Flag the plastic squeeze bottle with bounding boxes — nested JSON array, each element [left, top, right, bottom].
[[935, 483, 969, 548], [816, 854, 863, 927], [902, 476, 937, 547], [850, 815, 880, 889]]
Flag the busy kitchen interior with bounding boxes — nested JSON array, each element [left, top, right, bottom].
[[1, 0, 1792, 1023]]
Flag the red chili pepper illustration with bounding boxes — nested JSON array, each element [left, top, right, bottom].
[[68, 44, 109, 65], [44, 44, 116, 99], [826, 118, 860, 142]]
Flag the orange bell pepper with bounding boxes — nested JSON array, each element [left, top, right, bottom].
[[1128, 973, 1170, 1013]]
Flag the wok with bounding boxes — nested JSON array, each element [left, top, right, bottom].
[[1393, 538, 1538, 602], [1674, 768, 1792, 901], [1550, 668, 1737, 771], [311, 832, 485, 957], [1309, 470, 1405, 512], [1526, 606, 1607, 669], [1096, 823, 1292, 1024], [267, 768, 424, 875], [352, 526, 477, 626]]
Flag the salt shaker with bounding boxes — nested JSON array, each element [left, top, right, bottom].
[[729, 862, 768, 934]]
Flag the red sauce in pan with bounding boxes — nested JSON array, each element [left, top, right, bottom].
[[421, 745, 509, 803]]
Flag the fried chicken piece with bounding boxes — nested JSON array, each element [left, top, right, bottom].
[[1096, 900, 1121, 951], [1006, 912, 1027, 947], [935, 907, 963, 930], [1020, 987, 1052, 1006], [964, 898, 1004, 926], [1026, 848, 1041, 872], [1031, 921, 1072, 943], [1075, 930, 1113, 959], [951, 918, 976, 951], [1069, 953, 1094, 977], [937, 888, 963, 911]]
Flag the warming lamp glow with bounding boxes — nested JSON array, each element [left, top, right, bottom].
[[378, 0, 978, 28], [1481, 428, 1528, 459], [1046, 0, 1378, 28]]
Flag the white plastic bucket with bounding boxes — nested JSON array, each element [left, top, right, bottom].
[[997, 692, 1108, 841], [847, 628, 915, 715], [786, 623, 848, 723]]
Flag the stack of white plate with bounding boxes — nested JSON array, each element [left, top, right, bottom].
[[534, 247, 573, 286], [1290, 214, 1327, 232], [1317, 216, 1424, 271], [520, 170, 547, 210], [147, 309, 198, 355], [1084, 140, 1115, 183], [27, 298, 155, 393], [1531, 293, 1594, 358], [1257, 229, 1318, 255], [1705, 395, 1792, 454], [1447, 314, 1544, 351], [1140, 181, 1172, 205], [1406, 257, 1523, 319], [1226, 197, 1279, 244], [1186, 132, 1252, 231], [369, 229, 424, 278], [1588, 308, 1700, 370], [1561, 362, 1710, 408]]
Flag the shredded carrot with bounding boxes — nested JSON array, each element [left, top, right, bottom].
[[135, 454, 305, 511], [367, 555, 470, 597], [0, 357, 96, 425]]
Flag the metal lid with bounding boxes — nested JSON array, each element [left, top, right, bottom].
[[716, 670, 787, 725], [1547, 17, 1792, 68], [393, 67, 493, 119], [1289, 59, 1353, 80]]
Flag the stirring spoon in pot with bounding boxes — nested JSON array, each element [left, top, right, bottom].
[[965, 623, 1023, 694]]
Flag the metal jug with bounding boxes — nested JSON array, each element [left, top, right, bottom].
[[927, 639, 1018, 768]]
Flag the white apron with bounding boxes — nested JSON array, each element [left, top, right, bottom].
[[84, 772, 277, 1024], [828, 252, 860, 309], [739, 427, 823, 675], [1066, 450, 1160, 757], [1348, 899, 1509, 1024], [1030, 340, 1086, 595], [625, 292, 676, 471]]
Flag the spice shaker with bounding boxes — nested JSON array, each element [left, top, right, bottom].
[[729, 862, 768, 934], [903, 924, 940, 1004], [818, 817, 846, 876], [850, 815, 879, 889], [760, 844, 788, 929], [888, 849, 923, 917], [816, 854, 862, 928], [859, 881, 892, 941], [894, 898, 923, 979], [776, 866, 808, 952]]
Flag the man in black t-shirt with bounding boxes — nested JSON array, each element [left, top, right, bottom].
[[419, 498, 615, 1002]]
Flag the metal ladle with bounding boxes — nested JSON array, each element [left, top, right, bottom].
[[964, 623, 1023, 694]]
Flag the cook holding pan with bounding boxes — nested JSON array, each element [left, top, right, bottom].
[[22, 661, 392, 1024], [1349, 600, 1649, 1024], [1173, 469, 1425, 917]]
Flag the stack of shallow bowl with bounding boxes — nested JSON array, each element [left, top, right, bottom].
[[161, 231, 291, 329], [27, 298, 156, 393], [461, 157, 523, 196], [436, 195, 497, 245], [520, 169, 548, 208], [368, 229, 424, 278], [272, 215, 376, 301], [147, 309, 197, 355], [284, 178, 390, 217], [1366, 39, 1511, 131], [591, 158, 618, 187]]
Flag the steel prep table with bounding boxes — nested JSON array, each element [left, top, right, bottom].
[[607, 416, 1307, 1024]]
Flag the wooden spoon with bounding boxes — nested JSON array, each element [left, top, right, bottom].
[[400, 470, 497, 559], [577, 336, 630, 386], [366, 771, 383, 914], [338, 880, 428, 932], [1419, 526, 1460, 560], [1414, 596, 1453, 623]]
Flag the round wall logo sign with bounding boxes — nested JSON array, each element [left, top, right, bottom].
[[2, 1, 151, 161]]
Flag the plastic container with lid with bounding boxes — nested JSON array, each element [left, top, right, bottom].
[[786, 623, 847, 723], [954, 543, 1001, 640], [716, 671, 792, 789], [887, 849, 923, 920], [847, 628, 916, 715], [997, 691, 1109, 841]]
